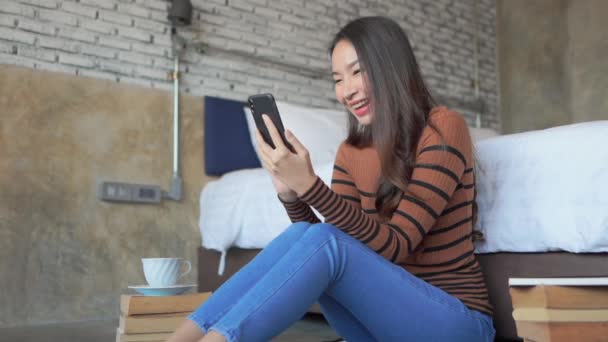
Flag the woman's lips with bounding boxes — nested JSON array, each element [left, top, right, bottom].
[[353, 103, 369, 117]]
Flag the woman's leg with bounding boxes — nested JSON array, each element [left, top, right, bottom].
[[317, 294, 375, 341], [168, 221, 313, 342], [314, 224, 495, 342], [205, 223, 495, 342]]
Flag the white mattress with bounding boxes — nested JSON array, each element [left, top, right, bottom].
[[199, 121, 608, 274], [199, 163, 334, 274], [473, 120, 608, 253]]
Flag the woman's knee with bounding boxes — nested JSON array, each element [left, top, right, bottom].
[[283, 221, 313, 237], [305, 223, 341, 239]]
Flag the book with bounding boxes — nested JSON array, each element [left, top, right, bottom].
[[120, 292, 212, 316], [115, 328, 173, 342], [515, 321, 608, 342], [509, 278, 608, 309], [509, 277, 608, 287], [512, 308, 608, 322], [118, 312, 189, 334], [510, 285, 608, 309]]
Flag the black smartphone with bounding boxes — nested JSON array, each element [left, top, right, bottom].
[[247, 93, 294, 151]]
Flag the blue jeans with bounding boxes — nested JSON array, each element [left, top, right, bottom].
[[189, 222, 495, 342]]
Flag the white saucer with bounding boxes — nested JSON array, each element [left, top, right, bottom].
[[128, 284, 196, 296]]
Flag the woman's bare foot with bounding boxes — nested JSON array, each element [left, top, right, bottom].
[[199, 330, 227, 342], [166, 320, 205, 342]]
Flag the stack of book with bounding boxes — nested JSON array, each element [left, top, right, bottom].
[[116, 292, 212, 342], [509, 277, 608, 342]]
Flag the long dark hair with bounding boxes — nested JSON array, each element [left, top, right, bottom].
[[329, 16, 437, 220]]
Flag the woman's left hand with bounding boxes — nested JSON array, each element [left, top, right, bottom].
[[256, 115, 317, 196]]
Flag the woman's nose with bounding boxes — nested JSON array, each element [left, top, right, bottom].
[[343, 78, 357, 100]]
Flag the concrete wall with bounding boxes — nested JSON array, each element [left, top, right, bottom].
[[0, 0, 499, 327], [0, 65, 208, 327], [497, 0, 608, 133], [0, 0, 499, 128], [566, 0, 608, 123]]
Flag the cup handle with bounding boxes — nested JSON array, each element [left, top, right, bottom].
[[179, 260, 192, 279]]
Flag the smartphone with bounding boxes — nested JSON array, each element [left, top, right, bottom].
[[247, 93, 294, 151]]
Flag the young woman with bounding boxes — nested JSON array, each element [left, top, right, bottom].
[[168, 16, 495, 342]]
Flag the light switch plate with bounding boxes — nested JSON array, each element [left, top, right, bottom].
[[98, 181, 162, 204]]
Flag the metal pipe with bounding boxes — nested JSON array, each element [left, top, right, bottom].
[[166, 30, 183, 201], [173, 54, 180, 176]]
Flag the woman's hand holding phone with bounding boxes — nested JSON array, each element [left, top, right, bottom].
[[255, 115, 317, 197]]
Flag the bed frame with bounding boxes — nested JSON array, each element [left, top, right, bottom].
[[197, 247, 608, 341]]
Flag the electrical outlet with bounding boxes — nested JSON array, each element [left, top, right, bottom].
[[98, 181, 162, 204]]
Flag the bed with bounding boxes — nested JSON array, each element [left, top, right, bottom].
[[196, 95, 608, 341]]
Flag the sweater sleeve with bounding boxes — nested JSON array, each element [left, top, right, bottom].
[[279, 142, 359, 224], [299, 113, 471, 264], [279, 194, 321, 224]]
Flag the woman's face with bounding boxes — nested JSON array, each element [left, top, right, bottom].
[[331, 39, 373, 125]]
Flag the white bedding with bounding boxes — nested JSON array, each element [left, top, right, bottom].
[[199, 163, 334, 275], [473, 120, 608, 253], [200, 121, 608, 274]]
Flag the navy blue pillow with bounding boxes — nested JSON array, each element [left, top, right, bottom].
[[204, 96, 261, 176]]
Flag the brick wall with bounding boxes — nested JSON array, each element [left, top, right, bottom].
[[0, 0, 499, 129]]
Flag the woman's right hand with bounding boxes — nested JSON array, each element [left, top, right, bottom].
[[272, 176, 298, 202], [255, 129, 298, 201]]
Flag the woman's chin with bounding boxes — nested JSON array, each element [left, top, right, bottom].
[[356, 114, 373, 126]]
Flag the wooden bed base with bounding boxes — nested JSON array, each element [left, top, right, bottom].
[[197, 246, 608, 341]]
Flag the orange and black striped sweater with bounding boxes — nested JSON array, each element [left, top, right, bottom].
[[280, 107, 493, 316]]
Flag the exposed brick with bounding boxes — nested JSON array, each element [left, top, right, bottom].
[[35, 59, 77, 74], [0, 40, 15, 54], [132, 42, 168, 57], [98, 35, 131, 50], [117, 26, 152, 42], [61, 2, 98, 18], [134, 18, 169, 34], [134, 65, 169, 80], [0, 26, 37, 44], [0, 0, 499, 129], [81, 43, 116, 59], [0, 15, 17, 28], [254, 7, 281, 19], [57, 27, 96, 43], [99, 10, 133, 26], [79, 20, 116, 35], [118, 50, 154, 66], [0, 53, 37, 68], [2, 3, 36, 18], [38, 36, 80, 53], [79, 0, 115, 10], [246, 0, 269, 6], [100, 60, 133, 75], [117, 3, 151, 19], [135, 0, 168, 11], [58, 52, 95, 68], [18, 17, 56, 35], [149, 9, 171, 23], [19, 0, 58, 9], [38, 9, 78, 27], [266, 1, 294, 14], [18, 44, 56, 62], [231, 0, 254, 12]]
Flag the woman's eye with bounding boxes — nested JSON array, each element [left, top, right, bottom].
[[333, 79, 342, 84], [353, 69, 361, 75]]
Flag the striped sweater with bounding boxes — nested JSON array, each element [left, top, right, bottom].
[[281, 107, 493, 316]]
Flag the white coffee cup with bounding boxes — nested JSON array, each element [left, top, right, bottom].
[[142, 257, 192, 287]]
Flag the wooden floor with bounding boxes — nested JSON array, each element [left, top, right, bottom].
[[0, 314, 340, 342]]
